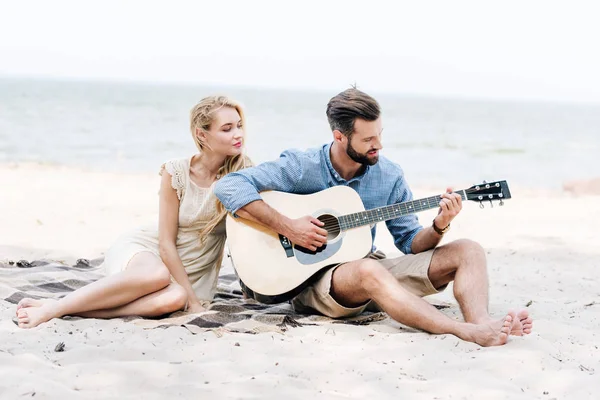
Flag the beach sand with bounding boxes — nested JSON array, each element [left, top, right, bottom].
[[1, 163, 598, 399]]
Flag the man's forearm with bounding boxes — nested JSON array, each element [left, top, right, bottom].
[[235, 200, 328, 251], [235, 200, 292, 236], [410, 226, 443, 254]]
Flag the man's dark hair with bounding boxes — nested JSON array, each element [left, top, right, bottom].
[[326, 88, 380, 137]]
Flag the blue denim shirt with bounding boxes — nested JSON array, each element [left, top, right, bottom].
[[214, 142, 423, 254]]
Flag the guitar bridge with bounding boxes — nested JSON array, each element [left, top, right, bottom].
[[279, 234, 295, 258]]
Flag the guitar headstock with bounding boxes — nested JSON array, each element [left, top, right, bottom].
[[465, 180, 511, 208]]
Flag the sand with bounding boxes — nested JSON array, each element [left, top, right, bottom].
[[1, 162, 598, 399]]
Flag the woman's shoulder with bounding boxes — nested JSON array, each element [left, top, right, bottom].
[[159, 157, 192, 200], [159, 157, 191, 177]]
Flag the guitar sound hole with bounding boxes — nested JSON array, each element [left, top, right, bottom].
[[294, 214, 340, 255], [317, 214, 340, 241]]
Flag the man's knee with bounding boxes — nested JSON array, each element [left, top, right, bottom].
[[357, 260, 389, 294], [430, 239, 486, 284], [451, 239, 486, 263]]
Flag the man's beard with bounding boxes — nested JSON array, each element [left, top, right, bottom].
[[346, 139, 379, 166]]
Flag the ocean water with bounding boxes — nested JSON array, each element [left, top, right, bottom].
[[1, 77, 598, 191]]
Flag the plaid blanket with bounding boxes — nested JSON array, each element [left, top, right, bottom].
[[0, 258, 389, 334]]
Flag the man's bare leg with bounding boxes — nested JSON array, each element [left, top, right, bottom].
[[15, 252, 183, 328], [331, 258, 514, 347], [427, 239, 533, 335]]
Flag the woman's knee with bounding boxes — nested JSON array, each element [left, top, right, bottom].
[[127, 253, 172, 290], [156, 284, 188, 314]]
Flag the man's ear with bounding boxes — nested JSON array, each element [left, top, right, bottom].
[[333, 129, 345, 143]]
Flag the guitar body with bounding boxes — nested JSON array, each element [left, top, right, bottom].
[[226, 186, 372, 304]]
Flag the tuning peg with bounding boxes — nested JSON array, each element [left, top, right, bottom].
[[499, 199, 504, 206], [479, 201, 484, 209]]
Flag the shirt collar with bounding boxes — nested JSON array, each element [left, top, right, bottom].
[[322, 142, 370, 183]]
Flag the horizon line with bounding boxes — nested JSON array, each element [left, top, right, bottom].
[[1, 72, 599, 108]]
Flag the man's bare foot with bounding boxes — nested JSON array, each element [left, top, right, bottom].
[[465, 311, 515, 347], [510, 309, 533, 336], [16, 298, 53, 314], [16, 300, 59, 329]]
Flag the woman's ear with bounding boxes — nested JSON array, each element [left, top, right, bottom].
[[195, 127, 207, 145]]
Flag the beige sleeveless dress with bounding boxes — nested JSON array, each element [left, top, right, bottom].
[[101, 157, 226, 302]]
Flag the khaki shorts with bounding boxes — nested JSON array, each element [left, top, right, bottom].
[[291, 249, 441, 318]]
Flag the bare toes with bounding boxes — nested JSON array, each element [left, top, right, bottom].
[[493, 313, 513, 346], [522, 317, 533, 334], [505, 313, 514, 327], [16, 303, 57, 329], [18, 298, 34, 308], [498, 331, 509, 344], [17, 313, 30, 327], [517, 309, 532, 325], [502, 316, 513, 332]]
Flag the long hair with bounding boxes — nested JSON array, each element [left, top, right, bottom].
[[189, 96, 252, 243]]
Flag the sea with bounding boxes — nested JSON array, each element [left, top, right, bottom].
[[1, 77, 598, 191]]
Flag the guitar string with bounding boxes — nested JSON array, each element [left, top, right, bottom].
[[313, 186, 504, 230]]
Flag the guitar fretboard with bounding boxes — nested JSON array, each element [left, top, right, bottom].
[[338, 190, 467, 230]]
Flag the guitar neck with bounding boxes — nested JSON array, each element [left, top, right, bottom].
[[338, 190, 467, 230]]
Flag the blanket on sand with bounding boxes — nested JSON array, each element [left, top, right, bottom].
[[0, 258, 393, 334]]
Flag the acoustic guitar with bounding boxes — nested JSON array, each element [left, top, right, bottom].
[[226, 180, 511, 304]]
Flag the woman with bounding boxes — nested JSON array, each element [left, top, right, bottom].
[[16, 95, 251, 328]]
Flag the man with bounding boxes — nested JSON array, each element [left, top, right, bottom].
[[214, 88, 532, 346]]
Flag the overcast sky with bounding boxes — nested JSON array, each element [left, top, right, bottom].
[[1, 0, 598, 103]]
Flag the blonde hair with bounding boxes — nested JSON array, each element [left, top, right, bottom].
[[189, 95, 252, 243]]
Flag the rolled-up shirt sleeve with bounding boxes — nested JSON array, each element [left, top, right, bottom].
[[385, 175, 424, 254], [214, 150, 303, 216]]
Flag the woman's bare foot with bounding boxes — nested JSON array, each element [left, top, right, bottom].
[[510, 309, 533, 336], [464, 311, 515, 347], [16, 298, 54, 314], [16, 300, 59, 329], [186, 302, 207, 314]]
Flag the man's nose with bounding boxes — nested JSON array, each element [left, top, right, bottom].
[[374, 137, 383, 150]]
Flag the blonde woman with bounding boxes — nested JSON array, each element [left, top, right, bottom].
[[16, 95, 251, 328]]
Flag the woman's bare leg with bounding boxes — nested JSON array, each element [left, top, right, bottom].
[[76, 282, 188, 318], [16, 252, 180, 328]]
